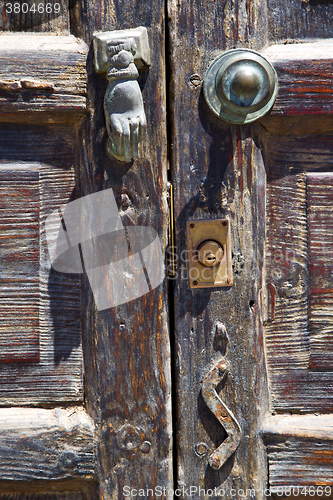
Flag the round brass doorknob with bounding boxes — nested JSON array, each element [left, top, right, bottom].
[[203, 48, 278, 124]]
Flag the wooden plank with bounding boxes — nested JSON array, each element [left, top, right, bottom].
[[0, 34, 87, 124], [259, 115, 333, 137], [262, 41, 333, 117], [0, 0, 69, 33], [263, 413, 333, 440], [307, 173, 333, 370], [267, 0, 333, 43], [168, 0, 270, 495], [0, 165, 40, 363], [263, 415, 333, 488], [71, 2, 172, 499], [0, 407, 95, 489], [0, 124, 78, 167], [0, 490, 95, 498]]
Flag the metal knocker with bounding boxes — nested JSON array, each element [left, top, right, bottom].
[[203, 48, 278, 124], [93, 27, 150, 162]]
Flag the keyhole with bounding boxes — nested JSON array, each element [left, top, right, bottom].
[[197, 240, 224, 268], [205, 252, 216, 264]]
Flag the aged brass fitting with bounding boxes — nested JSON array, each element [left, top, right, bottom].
[[186, 219, 233, 288], [203, 48, 278, 124]]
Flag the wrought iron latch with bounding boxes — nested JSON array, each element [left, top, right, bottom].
[[93, 27, 151, 162], [201, 359, 242, 469]]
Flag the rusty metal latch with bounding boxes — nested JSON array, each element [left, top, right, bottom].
[[201, 359, 242, 469]]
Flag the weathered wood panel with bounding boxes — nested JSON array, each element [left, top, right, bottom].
[[264, 173, 310, 399], [267, 439, 333, 488], [168, 0, 270, 496], [0, 34, 87, 124], [268, 0, 333, 42], [0, 0, 69, 33], [69, 3, 172, 499], [0, 407, 95, 483], [0, 165, 40, 363], [264, 135, 333, 412], [263, 41, 333, 117], [307, 173, 333, 370], [0, 159, 83, 404]]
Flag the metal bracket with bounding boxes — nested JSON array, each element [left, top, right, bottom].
[[93, 27, 150, 162], [201, 359, 242, 469], [186, 219, 233, 288], [93, 27, 151, 72]]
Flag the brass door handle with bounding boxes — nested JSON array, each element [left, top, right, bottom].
[[93, 27, 150, 162], [203, 48, 278, 124], [201, 359, 242, 469]]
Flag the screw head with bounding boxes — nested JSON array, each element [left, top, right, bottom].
[[195, 442, 209, 457], [210, 456, 222, 470], [140, 441, 152, 454]]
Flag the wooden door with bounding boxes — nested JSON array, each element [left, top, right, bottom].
[[1, 0, 333, 499]]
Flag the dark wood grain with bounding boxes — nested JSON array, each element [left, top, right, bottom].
[[268, 0, 333, 42], [0, 34, 87, 124], [264, 173, 310, 404], [0, 124, 77, 166], [3, 0, 333, 497], [0, 0, 69, 33], [168, 0, 270, 495], [0, 158, 83, 405], [263, 414, 333, 487], [307, 173, 333, 370], [70, 2, 172, 499], [0, 165, 40, 363], [263, 41, 333, 117], [259, 115, 333, 136], [267, 439, 333, 488]]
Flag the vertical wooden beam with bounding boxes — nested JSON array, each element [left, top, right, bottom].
[[168, 0, 269, 496], [71, 1, 172, 498]]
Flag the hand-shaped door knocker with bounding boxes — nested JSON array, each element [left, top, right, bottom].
[[93, 27, 150, 162]]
